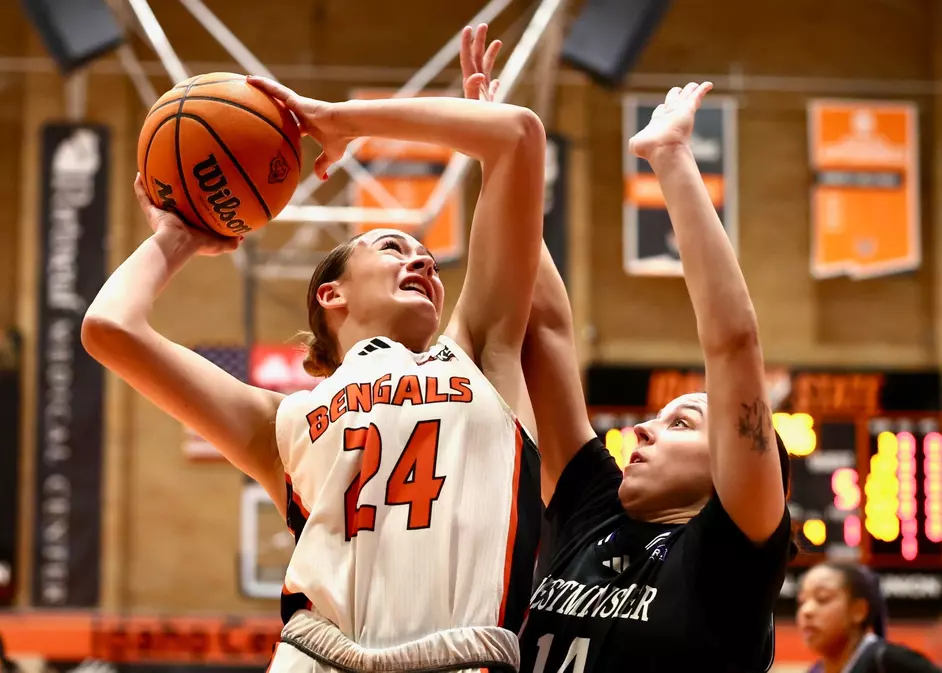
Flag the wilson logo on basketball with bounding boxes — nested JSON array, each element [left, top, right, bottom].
[[153, 178, 177, 211], [193, 153, 251, 235], [268, 153, 290, 184]]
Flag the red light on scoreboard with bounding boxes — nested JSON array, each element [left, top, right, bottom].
[[898, 432, 918, 560], [926, 432, 942, 543], [844, 514, 862, 547]]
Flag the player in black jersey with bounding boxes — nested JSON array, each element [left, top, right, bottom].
[[460, 27, 795, 673]]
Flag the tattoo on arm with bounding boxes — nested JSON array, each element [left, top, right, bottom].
[[737, 398, 772, 454]]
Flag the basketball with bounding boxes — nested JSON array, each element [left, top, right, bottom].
[[137, 72, 302, 237]]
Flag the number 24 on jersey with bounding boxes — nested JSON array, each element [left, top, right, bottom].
[[329, 419, 448, 541]]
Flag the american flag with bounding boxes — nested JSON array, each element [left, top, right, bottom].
[[185, 346, 249, 461], [193, 345, 249, 382]]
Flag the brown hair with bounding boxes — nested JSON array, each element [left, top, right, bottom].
[[301, 236, 362, 377]]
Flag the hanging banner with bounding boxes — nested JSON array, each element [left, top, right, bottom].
[[543, 133, 570, 286], [349, 89, 464, 264], [0, 330, 21, 606], [808, 100, 920, 279], [622, 95, 738, 277], [32, 124, 109, 607]]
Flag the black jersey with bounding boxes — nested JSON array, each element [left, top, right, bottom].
[[809, 637, 942, 673], [519, 439, 791, 673]]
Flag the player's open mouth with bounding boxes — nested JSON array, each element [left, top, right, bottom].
[[400, 276, 433, 301], [629, 451, 646, 465]]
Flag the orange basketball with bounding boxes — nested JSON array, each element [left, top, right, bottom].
[[137, 72, 302, 237]]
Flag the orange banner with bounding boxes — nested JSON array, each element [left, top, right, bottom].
[[625, 173, 725, 209], [349, 89, 464, 263], [808, 100, 920, 279], [0, 613, 282, 664], [1, 613, 939, 664]]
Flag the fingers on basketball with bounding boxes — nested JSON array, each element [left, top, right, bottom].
[[246, 76, 291, 103], [133, 174, 153, 212], [246, 76, 310, 134]]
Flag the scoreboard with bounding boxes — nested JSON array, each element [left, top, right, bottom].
[[587, 366, 942, 618]]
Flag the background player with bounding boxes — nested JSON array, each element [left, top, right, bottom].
[[461, 27, 792, 672], [82, 85, 545, 671], [798, 562, 940, 673]]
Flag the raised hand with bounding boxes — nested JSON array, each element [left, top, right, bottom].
[[134, 174, 239, 256], [246, 76, 348, 179], [628, 81, 713, 164], [460, 23, 501, 102]]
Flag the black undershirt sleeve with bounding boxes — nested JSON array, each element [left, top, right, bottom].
[[879, 643, 942, 673], [543, 438, 624, 560]]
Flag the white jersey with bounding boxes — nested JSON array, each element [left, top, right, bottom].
[[276, 336, 541, 649]]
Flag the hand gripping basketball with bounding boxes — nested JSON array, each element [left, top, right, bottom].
[[247, 76, 347, 180], [460, 23, 502, 102], [628, 81, 713, 163], [133, 174, 239, 256]]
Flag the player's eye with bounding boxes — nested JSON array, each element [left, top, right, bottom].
[[815, 591, 835, 604], [380, 239, 403, 253], [669, 418, 689, 429]]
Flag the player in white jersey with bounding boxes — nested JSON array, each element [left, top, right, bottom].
[[83, 68, 545, 672]]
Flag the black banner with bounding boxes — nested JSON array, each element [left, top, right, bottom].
[[32, 124, 109, 607], [0, 329, 21, 605], [622, 97, 738, 277], [543, 133, 569, 286]]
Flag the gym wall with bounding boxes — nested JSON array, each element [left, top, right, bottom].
[[1, 0, 940, 640]]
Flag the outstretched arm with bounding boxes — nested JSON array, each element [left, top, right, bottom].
[[460, 25, 594, 500], [82, 178, 286, 514], [250, 74, 546, 415], [523, 246, 598, 501], [630, 83, 784, 542]]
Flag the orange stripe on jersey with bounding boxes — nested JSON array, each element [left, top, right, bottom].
[[497, 423, 524, 627]]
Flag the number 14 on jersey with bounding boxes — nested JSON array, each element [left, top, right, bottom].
[[534, 635, 590, 673]]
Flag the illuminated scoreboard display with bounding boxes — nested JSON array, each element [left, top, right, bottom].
[[587, 366, 942, 617]]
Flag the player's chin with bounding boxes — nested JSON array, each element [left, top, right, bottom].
[[398, 292, 441, 322], [397, 289, 437, 309], [395, 296, 441, 337], [799, 627, 825, 652], [616, 476, 646, 514]]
